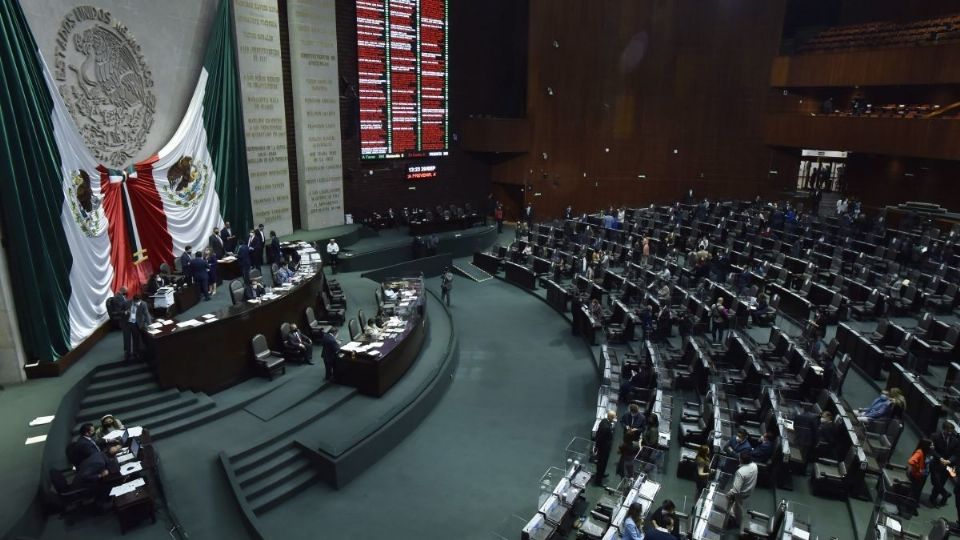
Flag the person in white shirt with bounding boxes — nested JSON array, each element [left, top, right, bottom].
[[326, 239, 340, 274], [728, 451, 758, 532]]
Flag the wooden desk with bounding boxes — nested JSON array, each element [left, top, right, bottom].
[[336, 278, 427, 397], [114, 486, 156, 533], [146, 268, 325, 393]]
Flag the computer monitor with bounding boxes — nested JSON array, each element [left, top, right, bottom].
[[120, 428, 130, 446], [129, 437, 141, 458]]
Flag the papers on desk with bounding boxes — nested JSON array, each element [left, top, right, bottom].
[[637, 479, 660, 501], [791, 528, 810, 540], [120, 461, 143, 476], [127, 426, 143, 437], [885, 516, 902, 532], [340, 341, 381, 356], [109, 477, 145, 497], [176, 319, 204, 329], [220, 256, 237, 263], [783, 418, 795, 431], [29, 415, 55, 426], [117, 452, 136, 464], [262, 293, 279, 301], [103, 429, 125, 441]]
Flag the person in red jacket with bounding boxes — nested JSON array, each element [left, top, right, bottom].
[[908, 439, 933, 504]]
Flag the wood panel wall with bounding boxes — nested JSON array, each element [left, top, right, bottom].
[[771, 44, 960, 88], [764, 114, 960, 160], [490, 0, 792, 219], [844, 154, 960, 212]]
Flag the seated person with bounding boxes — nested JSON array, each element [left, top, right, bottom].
[[75, 446, 121, 498], [243, 277, 266, 300], [724, 428, 753, 457], [274, 264, 293, 284], [67, 423, 108, 468], [590, 299, 604, 327], [857, 390, 894, 422], [647, 499, 680, 538], [364, 318, 382, 338], [657, 282, 670, 304], [751, 431, 776, 463], [94, 414, 124, 441], [620, 402, 646, 439], [751, 294, 769, 325], [284, 323, 314, 364]]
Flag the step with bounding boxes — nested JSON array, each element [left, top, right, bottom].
[[229, 385, 358, 466], [79, 381, 163, 410], [75, 393, 200, 433], [232, 439, 294, 475], [85, 371, 156, 395], [250, 468, 320, 515], [148, 396, 222, 440], [243, 455, 313, 501], [76, 388, 182, 423], [457, 263, 494, 283], [132, 394, 216, 431], [89, 363, 152, 383], [237, 444, 302, 489]]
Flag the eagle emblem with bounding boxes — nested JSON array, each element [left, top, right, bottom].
[[67, 169, 105, 237], [161, 156, 210, 208]]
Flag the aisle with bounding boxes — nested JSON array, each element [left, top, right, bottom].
[[258, 270, 598, 539]]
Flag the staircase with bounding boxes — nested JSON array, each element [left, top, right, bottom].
[[454, 262, 494, 283], [74, 362, 216, 440], [819, 191, 841, 217], [229, 441, 321, 515]]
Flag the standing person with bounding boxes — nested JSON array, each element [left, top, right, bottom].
[[116, 288, 134, 360], [594, 410, 615, 486], [727, 452, 758, 532], [220, 221, 237, 253], [238, 242, 252, 282], [326, 239, 340, 274], [209, 226, 225, 258], [179, 245, 193, 282], [695, 444, 712, 498], [930, 422, 959, 507], [495, 204, 504, 234], [563, 204, 573, 220], [318, 328, 341, 382], [710, 298, 728, 344], [267, 231, 281, 266], [254, 224, 266, 267], [190, 251, 211, 301], [440, 267, 453, 306], [908, 439, 932, 506], [523, 203, 534, 226], [205, 247, 219, 297], [485, 194, 495, 226], [621, 402, 646, 439], [129, 295, 152, 362]]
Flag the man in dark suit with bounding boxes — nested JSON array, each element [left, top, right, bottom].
[[523, 203, 534, 226], [751, 432, 776, 463], [238, 242, 252, 282], [220, 221, 237, 253], [594, 410, 615, 485], [179, 246, 193, 284], [128, 295, 151, 361], [109, 287, 130, 332], [251, 224, 265, 268], [267, 231, 281, 266], [68, 423, 105, 467], [285, 324, 314, 364], [930, 422, 960, 507], [189, 251, 210, 300], [318, 328, 341, 381], [209, 227, 225, 258]]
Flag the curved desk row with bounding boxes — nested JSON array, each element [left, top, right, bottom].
[[146, 267, 325, 393], [336, 278, 427, 397]]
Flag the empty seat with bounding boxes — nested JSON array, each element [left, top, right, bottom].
[[811, 445, 866, 499], [251, 334, 286, 380]]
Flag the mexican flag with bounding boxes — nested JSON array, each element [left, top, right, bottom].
[[0, 0, 251, 363]]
